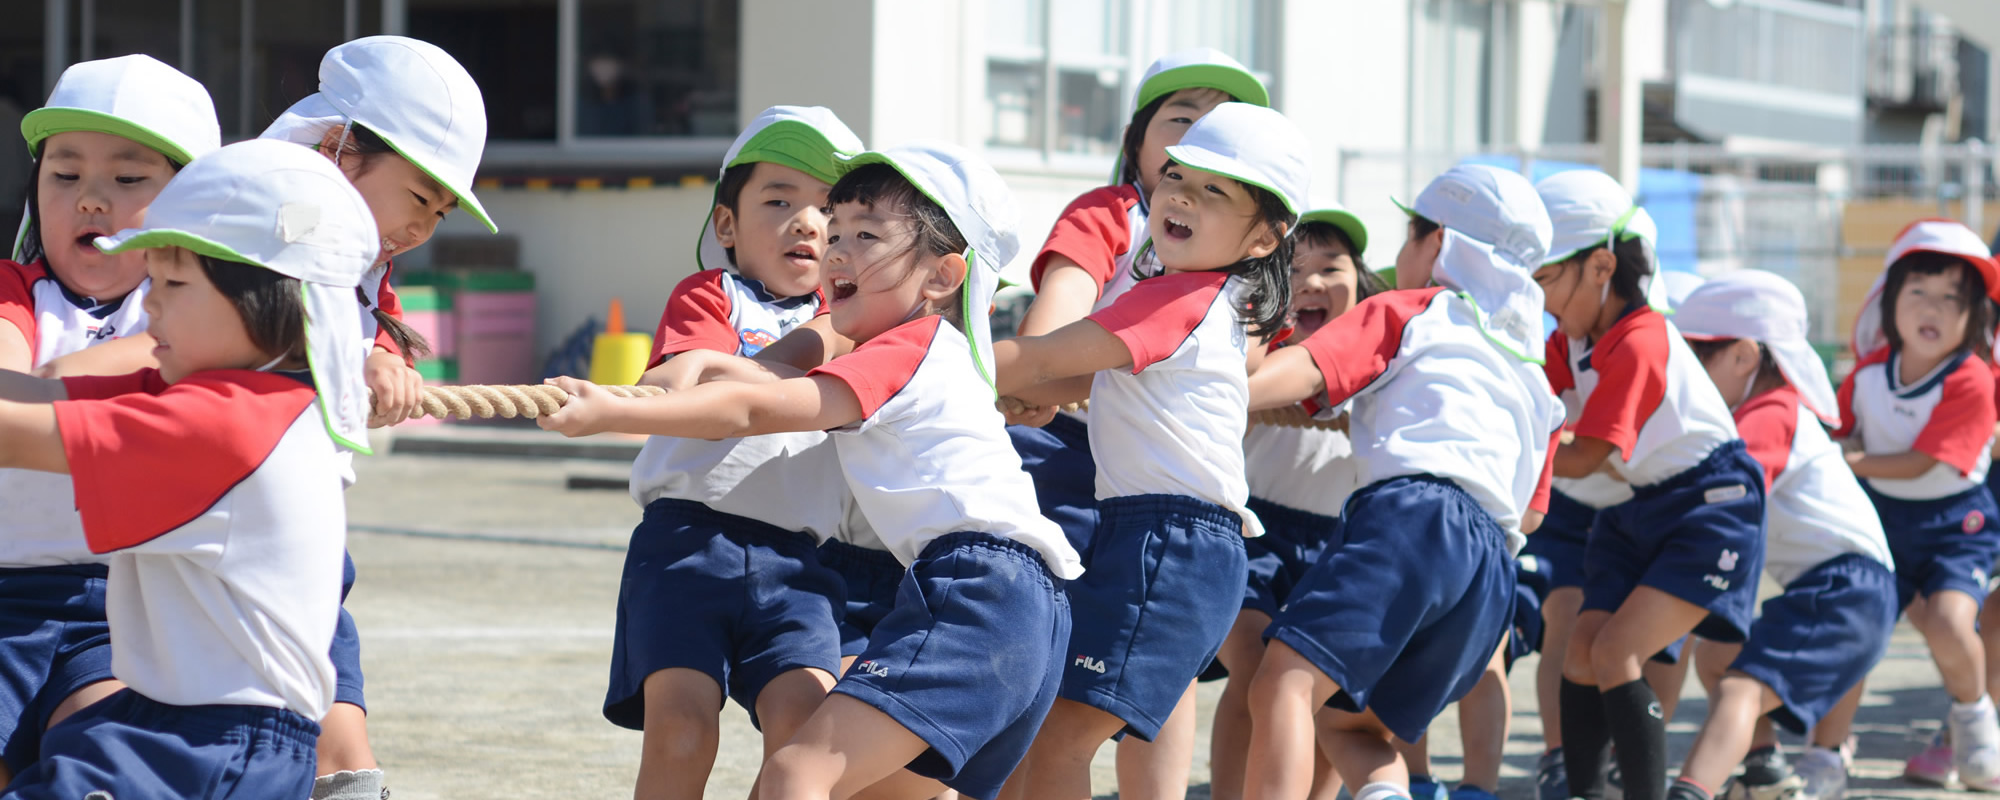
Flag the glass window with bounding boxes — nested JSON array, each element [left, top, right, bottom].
[[409, 0, 561, 142], [577, 0, 740, 138]]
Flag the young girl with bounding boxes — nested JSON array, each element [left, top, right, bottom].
[[605, 105, 862, 800], [1208, 204, 1382, 800], [1239, 163, 1563, 800], [1006, 52, 1266, 794], [1838, 219, 2000, 791], [1665, 270, 1897, 800], [257, 35, 496, 799], [0, 53, 218, 785], [542, 142, 1081, 800], [989, 101, 1302, 800], [0, 137, 377, 798]]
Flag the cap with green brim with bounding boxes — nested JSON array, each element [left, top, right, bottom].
[[1162, 102, 1310, 216], [696, 106, 864, 273], [1298, 204, 1368, 254], [1110, 48, 1269, 186]]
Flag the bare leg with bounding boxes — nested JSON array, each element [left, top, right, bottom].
[[1811, 681, 1866, 751], [1247, 641, 1369, 800], [1004, 698, 1128, 800], [315, 703, 378, 778], [1676, 674, 1783, 792], [1915, 590, 1989, 703], [1458, 640, 1513, 792], [761, 694, 936, 800], [634, 669, 727, 800], [1117, 681, 1197, 800], [1212, 611, 1275, 800]]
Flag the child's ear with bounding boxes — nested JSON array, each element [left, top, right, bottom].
[[711, 204, 738, 250], [1586, 248, 1618, 287], [922, 252, 969, 304], [1244, 221, 1287, 260]]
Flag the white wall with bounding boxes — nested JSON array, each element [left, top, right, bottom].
[[740, 0, 876, 135]]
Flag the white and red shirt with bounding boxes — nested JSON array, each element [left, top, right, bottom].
[[1031, 184, 1159, 424], [1084, 270, 1260, 536], [1735, 384, 1892, 586], [1836, 347, 1996, 500], [809, 316, 1081, 578], [1298, 288, 1565, 549], [0, 259, 153, 567], [1545, 305, 1739, 487], [1244, 425, 1362, 519], [627, 268, 847, 539], [56, 369, 345, 720]]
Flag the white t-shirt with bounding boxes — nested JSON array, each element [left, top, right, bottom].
[[1545, 305, 1739, 487], [627, 268, 851, 539], [1736, 383, 1893, 586], [0, 259, 152, 567], [1244, 422, 1363, 519], [56, 369, 345, 720], [1085, 270, 1260, 536], [1836, 347, 1997, 501], [1298, 287, 1565, 551], [809, 317, 1082, 579]]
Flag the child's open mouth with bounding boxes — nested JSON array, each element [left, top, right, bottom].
[[1294, 305, 1328, 334], [784, 245, 819, 267], [73, 228, 106, 253], [1919, 324, 1942, 341], [829, 277, 858, 302], [1163, 216, 1193, 242]]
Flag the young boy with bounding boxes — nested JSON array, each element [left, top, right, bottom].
[[609, 105, 865, 800]]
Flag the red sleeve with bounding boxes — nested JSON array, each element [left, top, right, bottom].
[[1914, 356, 2000, 476], [1295, 287, 1446, 408], [1531, 429, 1560, 514], [53, 371, 317, 554], [61, 369, 167, 401], [371, 264, 408, 362], [809, 317, 939, 419], [1733, 385, 1802, 489], [1572, 311, 1670, 460], [0, 260, 45, 348], [1030, 185, 1139, 293], [1543, 334, 1574, 396], [648, 270, 741, 367], [1086, 271, 1230, 373]]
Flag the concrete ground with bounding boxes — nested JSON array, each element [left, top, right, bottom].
[[348, 432, 1971, 799]]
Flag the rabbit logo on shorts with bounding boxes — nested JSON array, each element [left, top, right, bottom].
[[1717, 549, 1739, 571]]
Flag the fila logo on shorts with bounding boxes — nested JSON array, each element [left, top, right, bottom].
[[1073, 655, 1107, 674]]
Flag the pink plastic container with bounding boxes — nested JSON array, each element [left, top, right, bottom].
[[404, 310, 455, 357], [455, 291, 537, 386]]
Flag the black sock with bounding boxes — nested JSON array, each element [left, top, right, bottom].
[[1562, 678, 1613, 800], [1603, 679, 1671, 800], [1667, 778, 1713, 800], [1741, 744, 1788, 786]]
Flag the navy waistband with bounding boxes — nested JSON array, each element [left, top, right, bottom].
[[1351, 474, 1507, 538], [1099, 493, 1242, 533], [918, 531, 1061, 588], [642, 498, 819, 551], [113, 691, 320, 747], [820, 538, 904, 569], [1862, 480, 1994, 510], [1633, 439, 1754, 500], [0, 563, 110, 580]]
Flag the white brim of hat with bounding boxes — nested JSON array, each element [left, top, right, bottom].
[[264, 95, 496, 233]]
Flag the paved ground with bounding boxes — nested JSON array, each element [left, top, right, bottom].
[[348, 429, 1970, 799]]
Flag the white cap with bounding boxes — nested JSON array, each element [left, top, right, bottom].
[[1111, 48, 1269, 185], [1396, 164, 1552, 362], [1675, 270, 1839, 427], [1535, 169, 1669, 311], [839, 142, 1019, 395], [95, 139, 380, 454], [1851, 218, 2000, 357], [261, 36, 495, 232], [1660, 271, 1707, 312], [16, 55, 221, 261], [1164, 102, 1310, 216], [696, 106, 864, 273]]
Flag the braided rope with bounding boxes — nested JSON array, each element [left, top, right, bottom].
[[401, 384, 664, 420]]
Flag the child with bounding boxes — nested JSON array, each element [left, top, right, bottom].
[[604, 105, 863, 800], [1533, 169, 1764, 800], [258, 35, 494, 799], [1006, 52, 1266, 792], [1666, 270, 1898, 800], [1209, 203, 1383, 800], [0, 137, 377, 798], [1837, 219, 2000, 790], [0, 53, 218, 784], [541, 142, 1081, 800], [1238, 163, 1564, 800], [986, 101, 1301, 800]]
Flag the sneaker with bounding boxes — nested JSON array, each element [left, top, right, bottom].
[[1725, 774, 1804, 800], [1905, 729, 1956, 786], [1409, 775, 1449, 800], [1452, 786, 1500, 800], [1537, 749, 1570, 800], [1953, 698, 2000, 791], [1794, 745, 1848, 800]]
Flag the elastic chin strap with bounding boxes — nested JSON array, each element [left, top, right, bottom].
[[254, 353, 289, 373], [331, 122, 353, 169]]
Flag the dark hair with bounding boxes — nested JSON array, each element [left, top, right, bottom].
[[357, 285, 432, 358], [200, 255, 305, 363], [711, 161, 758, 267], [1408, 215, 1441, 243], [1685, 337, 1780, 381], [1880, 250, 1996, 362], [1555, 235, 1653, 309], [1296, 220, 1388, 302], [1137, 164, 1295, 341], [826, 163, 969, 328], [1117, 88, 1241, 188], [324, 122, 397, 165], [18, 147, 187, 272]]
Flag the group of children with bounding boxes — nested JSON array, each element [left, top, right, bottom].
[[0, 33, 1992, 800]]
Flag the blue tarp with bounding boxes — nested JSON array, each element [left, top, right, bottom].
[[1459, 155, 1702, 276]]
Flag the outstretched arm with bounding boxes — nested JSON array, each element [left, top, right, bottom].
[[1246, 346, 1325, 412], [538, 373, 862, 440], [993, 318, 1132, 398], [1845, 450, 1939, 480], [0, 369, 70, 473], [640, 349, 806, 392]]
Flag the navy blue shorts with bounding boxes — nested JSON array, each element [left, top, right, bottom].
[[4, 689, 316, 800], [0, 564, 113, 774], [817, 539, 905, 659], [1267, 476, 1516, 743], [1507, 562, 1546, 670], [1008, 415, 1098, 552], [1242, 497, 1341, 617], [330, 551, 365, 712], [833, 532, 1069, 800], [603, 499, 845, 731], [1584, 441, 1768, 643], [1519, 488, 1596, 591], [1865, 483, 2000, 610], [1062, 494, 1247, 740], [1730, 554, 1897, 735]]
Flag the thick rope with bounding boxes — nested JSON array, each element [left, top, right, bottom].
[[392, 384, 665, 420]]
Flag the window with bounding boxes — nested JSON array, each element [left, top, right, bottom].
[[409, 0, 561, 141], [983, 0, 1276, 161]]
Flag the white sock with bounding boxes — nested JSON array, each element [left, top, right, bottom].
[[1955, 695, 1996, 715], [1358, 780, 1410, 800], [311, 769, 385, 800]]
